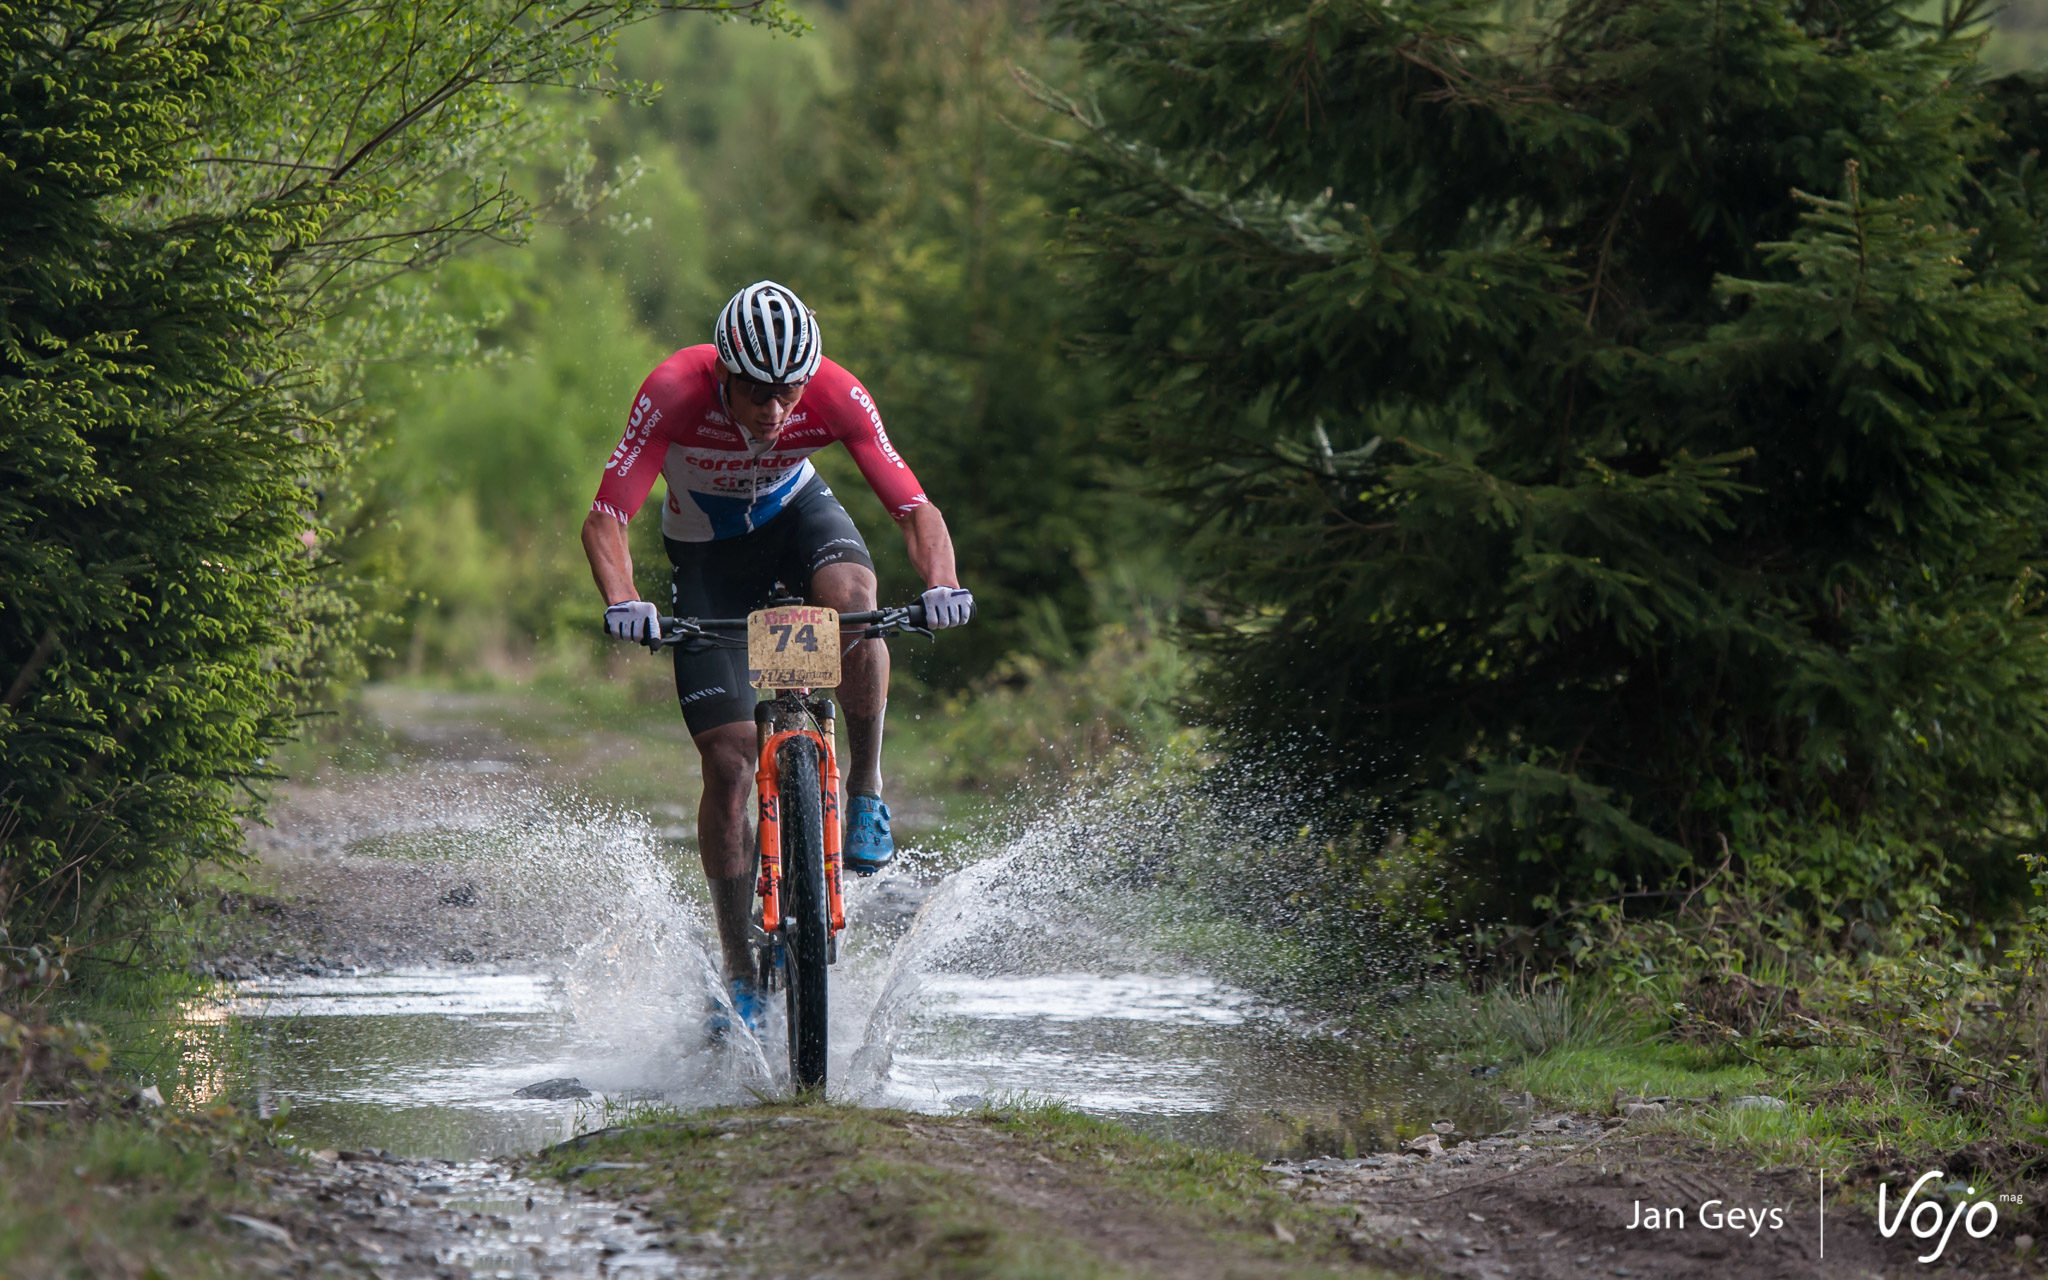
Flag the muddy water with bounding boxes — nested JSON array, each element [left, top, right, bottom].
[[180, 695, 1497, 1166]]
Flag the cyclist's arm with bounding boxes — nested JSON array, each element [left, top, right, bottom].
[[585, 378, 676, 606], [899, 502, 959, 589], [581, 509, 639, 606]]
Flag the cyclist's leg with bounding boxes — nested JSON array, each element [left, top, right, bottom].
[[779, 485, 884, 797], [692, 721, 758, 988], [776, 484, 895, 870], [667, 534, 773, 987], [814, 561, 883, 788]]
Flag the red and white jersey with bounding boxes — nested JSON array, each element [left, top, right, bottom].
[[592, 346, 929, 542]]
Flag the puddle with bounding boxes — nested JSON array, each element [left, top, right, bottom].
[[842, 840, 1496, 1155], [218, 971, 605, 1158], [182, 721, 1497, 1166], [187, 878, 1488, 1164]]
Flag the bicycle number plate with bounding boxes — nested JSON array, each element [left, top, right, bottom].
[[748, 606, 840, 689]]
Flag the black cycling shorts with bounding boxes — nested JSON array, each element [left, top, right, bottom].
[[665, 479, 874, 735]]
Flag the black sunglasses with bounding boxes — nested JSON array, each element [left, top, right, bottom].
[[730, 374, 808, 406]]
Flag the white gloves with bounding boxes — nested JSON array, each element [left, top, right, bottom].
[[921, 585, 974, 629], [604, 600, 661, 643]]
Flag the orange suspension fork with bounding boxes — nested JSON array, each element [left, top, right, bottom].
[[754, 727, 846, 937], [755, 738, 784, 933], [821, 724, 845, 934]]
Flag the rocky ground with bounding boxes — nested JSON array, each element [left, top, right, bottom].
[[200, 1147, 679, 1278], [1265, 1110, 2000, 1279]]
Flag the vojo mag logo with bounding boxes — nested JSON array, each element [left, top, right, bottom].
[[1878, 1170, 2008, 1263]]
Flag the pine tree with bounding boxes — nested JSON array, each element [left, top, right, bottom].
[[1049, 0, 2048, 915], [0, 6, 318, 944]]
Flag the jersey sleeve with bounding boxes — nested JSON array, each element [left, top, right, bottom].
[[591, 375, 675, 523], [832, 376, 930, 520]]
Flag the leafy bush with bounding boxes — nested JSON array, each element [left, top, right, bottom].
[[923, 557, 1195, 789], [1530, 842, 2048, 1172], [0, 0, 797, 949], [0, 5, 331, 945]]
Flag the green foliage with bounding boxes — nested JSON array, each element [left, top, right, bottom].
[[1468, 983, 1630, 1061], [1050, 0, 2048, 916], [1517, 847, 2048, 1174], [365, 1, 1146, 687], [348, 252, 670, 668], [0, 0, 798, 950], [1986, 0, 2048, 71], [925, 558, 1195, 789], [1, 3, 329, 944], [757, 0, 1139, 684]]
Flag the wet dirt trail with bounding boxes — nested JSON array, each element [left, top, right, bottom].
[[177, 685, 2001, 1278]]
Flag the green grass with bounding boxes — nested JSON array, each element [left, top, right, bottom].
[[0, 1100, 303, 1279], [1511, 1042, 1766, 1107], [528, 1100, 1398, 1278], [1360, 976, 2029, 1212], [1473, 996, 2025, 1208], [1, 952, 319, 1278]]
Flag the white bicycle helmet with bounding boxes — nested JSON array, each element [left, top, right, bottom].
[[714, 280, 822, 383]]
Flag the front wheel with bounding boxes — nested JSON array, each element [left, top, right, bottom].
[[777, 736, 830, 1089]]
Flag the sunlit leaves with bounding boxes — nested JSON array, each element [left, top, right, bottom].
[[0, 0, 798, 947]]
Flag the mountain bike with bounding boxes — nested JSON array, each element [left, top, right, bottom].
[[647, 598, 934, 1090]]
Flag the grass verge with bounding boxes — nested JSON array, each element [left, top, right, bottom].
[[0, 990, 313, 1280], [526, 1099, 1404, 1279], [1416, 979, 2045, 1220], [0, 1104, 307, 1280]]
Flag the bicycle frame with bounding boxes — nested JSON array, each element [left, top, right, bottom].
[[641, 599, 932, 1053]]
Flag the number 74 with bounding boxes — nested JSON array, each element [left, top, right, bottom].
[[771, 624, 820, 653]]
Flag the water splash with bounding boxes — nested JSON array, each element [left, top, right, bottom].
[[203, 750, 1496, 1160]]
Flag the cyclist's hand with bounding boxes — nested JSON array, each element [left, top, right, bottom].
[[921, 585, 974, 629], [604, 600, 661, 643]]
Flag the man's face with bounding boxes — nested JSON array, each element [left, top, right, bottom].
[[721, 369, 809, 443]]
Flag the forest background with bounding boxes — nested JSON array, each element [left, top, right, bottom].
[[349, 0, 1166, 739], [18, 0, 2048, 1194], [247, 0, 2048, 1178]]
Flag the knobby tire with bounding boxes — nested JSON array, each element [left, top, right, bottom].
[[778, 737, 830, 1089]]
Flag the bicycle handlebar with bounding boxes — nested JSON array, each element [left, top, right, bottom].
[[644, 603, 932, 650]]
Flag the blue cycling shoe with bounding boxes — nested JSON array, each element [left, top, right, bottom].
[[706, 978, 763, 1039], [843, 793, 895, 875]]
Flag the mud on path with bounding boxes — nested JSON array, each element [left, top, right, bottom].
[[222, 780, 614, 976], [210, 682, 943, 978], [525, 1104, 1981, 1280], [220, 1148, 678, 1278], [197, 683, 2022, 1278], [208, 683, 707, 977]]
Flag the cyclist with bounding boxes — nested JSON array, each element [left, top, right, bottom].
[[580, 280, 972, 1029]]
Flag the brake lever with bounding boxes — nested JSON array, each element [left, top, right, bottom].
[[649, 622, 702, 651], [854, 608, 934, 641]]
